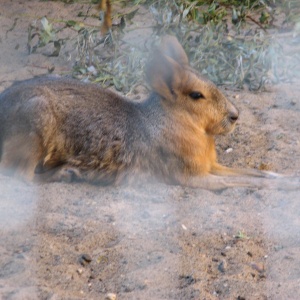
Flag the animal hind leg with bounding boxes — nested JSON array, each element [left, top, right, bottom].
[[34, 165, 83, 183], [0, 133, 43, 180]]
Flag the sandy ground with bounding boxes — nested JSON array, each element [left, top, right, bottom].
[[0, 1, 300, 299]]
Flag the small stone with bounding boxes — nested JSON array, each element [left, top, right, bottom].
[[218, 260, 227, 273], [79, 253, 92, 266], [247, 251, 253, 257], [250, 262, 265, 273], [87, 66, 97, 75], [105, 292, 117, 300], [77, 268, 83, 275]]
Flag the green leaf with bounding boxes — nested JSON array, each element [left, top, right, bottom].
[[41, 17, 53, 36], [66, 20, 77, 27]]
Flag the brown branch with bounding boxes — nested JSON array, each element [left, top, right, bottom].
[[246, 15, 267, 33]]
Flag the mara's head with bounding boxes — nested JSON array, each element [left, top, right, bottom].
[[145, 35, 239, 135]]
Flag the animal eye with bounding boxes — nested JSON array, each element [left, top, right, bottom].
[[189, 92, 204, 100]]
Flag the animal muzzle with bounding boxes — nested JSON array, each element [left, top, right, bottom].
[[228, 109, 239, 124], [220, 104, 239, 134], [227, 103, 239, 125]]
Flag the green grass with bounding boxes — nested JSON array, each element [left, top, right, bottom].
[[30, 0, 300, 92]]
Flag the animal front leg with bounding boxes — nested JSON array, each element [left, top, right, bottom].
[[210, 163, 280, 178], [185, 173, 300, 191], [182, 174, 257, 190]]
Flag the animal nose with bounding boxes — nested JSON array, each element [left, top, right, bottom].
[[229, 110, 239, 123]]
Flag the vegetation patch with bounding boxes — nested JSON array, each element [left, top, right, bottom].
[[29, 0, 300, 92]]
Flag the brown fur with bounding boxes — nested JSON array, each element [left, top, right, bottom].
[[0, 36, 282, 189]]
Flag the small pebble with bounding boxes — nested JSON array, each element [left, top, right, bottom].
[[77, 268, 83, 275], [218, 260, 227, 273], [247, 251, 253, 257], [250, 262, 264, 273], [105, 292, 117, 300], [79, 253, 92, 266], [87, 65, 97, 75], [225, 148, 233, 153]]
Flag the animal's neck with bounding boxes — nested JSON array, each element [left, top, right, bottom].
[[138, 92, 164, 116], [133, 92, 166, 135]]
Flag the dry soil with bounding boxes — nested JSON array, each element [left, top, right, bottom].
[[0, 1, 300, 300]]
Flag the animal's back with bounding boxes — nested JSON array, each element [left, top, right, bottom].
[[0, 77, 145, 182]]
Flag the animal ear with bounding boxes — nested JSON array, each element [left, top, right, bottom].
[[145, 49, 183, 101], [159, 35, 189, 66]]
